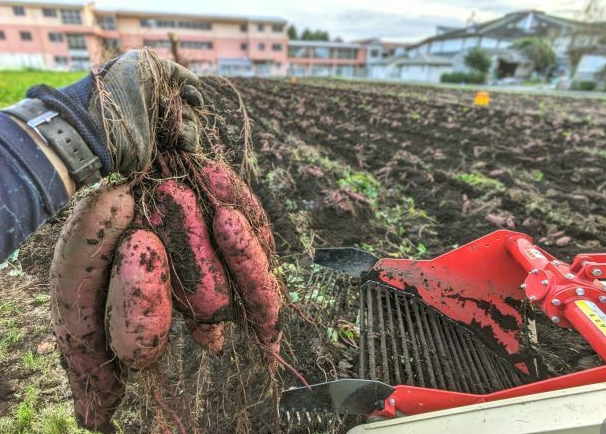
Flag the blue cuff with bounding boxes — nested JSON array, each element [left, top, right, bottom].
[[0, 113, 69, 262]]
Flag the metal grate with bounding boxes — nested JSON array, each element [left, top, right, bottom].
[[359, 282, 525, 394]]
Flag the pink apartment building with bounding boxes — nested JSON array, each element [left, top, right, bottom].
[[0, 0, 289, 75]]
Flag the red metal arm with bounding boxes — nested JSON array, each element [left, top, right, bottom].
[[505, 234, 606, 361]]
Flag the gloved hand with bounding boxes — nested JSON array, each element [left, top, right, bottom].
[[50, 161, 281, 432], [27, 49, 203, 175]]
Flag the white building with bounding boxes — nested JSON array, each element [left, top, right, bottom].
[[388, 10, 595, 83]]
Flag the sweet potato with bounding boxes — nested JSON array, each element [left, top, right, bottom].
[[202, 161, 276, 256], [187, 321, 225, 355], [150, 180, 232, 323], [106, 229, 172, 370], [50, 184, 134, 432], [212, 207, 282, 351]]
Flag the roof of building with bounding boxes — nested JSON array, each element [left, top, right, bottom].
[[95, 7, 287, 23], [389, 53, 455, 67], [351, 37, 411, 48], [0, 0, 90, 7], [408, 10, 591, 50], [289, 40, 361, 49], [0, 0, 288, 21]]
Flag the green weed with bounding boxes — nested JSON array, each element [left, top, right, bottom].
[[20, 351, 47, 372], [33, 293, 50, 305], [337, 171, 380, 203], [457, 172, 505, 192]]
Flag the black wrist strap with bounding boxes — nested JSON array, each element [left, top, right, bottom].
[[2, 99, 102, 186]]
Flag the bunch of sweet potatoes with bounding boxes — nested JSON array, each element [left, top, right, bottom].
[[50, 161, 282, 432]]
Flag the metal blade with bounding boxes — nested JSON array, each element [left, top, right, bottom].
[[314, 248, 379, 277], [280, 379, 394, 415]]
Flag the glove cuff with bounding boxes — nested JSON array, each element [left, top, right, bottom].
[[2, 98, 103, 186], [26, 82, 112, 175]]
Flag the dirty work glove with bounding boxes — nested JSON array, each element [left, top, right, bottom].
[[27, 49, 203, 175]]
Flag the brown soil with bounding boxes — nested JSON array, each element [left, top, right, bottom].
[[2, 78, 606, 433]]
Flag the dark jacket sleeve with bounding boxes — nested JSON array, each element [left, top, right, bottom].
[[0, 113, 69, 263]]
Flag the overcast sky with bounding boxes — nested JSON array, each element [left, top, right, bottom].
[[95, 0, 587, 42]]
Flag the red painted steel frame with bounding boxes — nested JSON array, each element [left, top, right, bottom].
[[374, 365, 606, 418], [366, 230, 606, 419]]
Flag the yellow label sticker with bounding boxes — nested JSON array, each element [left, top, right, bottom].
[[526, 248, 546, 260], [576, 300, 606, 337]]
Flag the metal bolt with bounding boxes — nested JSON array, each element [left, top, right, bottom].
[[520, 283, 527, 289], [541, 279, 549, 286], [552, 299, 561, 306], [551, 316, 560, 324], [599, 296, 606, 304], [530, 269, 538, 275], [552, 260, 561, 266], [566, 273, 575, 279], [592, 268, 603, 277], [529, 295, 537, 301], [388, 398, 395, 406], [576, 288, 586, 296]]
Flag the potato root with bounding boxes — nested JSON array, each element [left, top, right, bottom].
[[187, 321, 225, 355], [50, 184, 134, 432], [106, 229, 172, 370]]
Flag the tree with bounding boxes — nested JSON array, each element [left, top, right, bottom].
[[300, 28, 330, 41], [287, 25, 298, 40], [464, 47, 491, 74], [510, 38, 557, 75], [568, 0, 606, 71]]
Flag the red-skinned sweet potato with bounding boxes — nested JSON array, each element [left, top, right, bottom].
[[50, 184, 134, 432], [202, 161, 276, 256], [187, 321, 225, 355], [150, 180, 232, 324], [106, 229, 172, 370], [212, 207, 282, 352]]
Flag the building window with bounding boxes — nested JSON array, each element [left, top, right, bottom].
[[272, 43, 282, 51], [99, 16, 116, 30], [272, 24, 283, 32], [20, 31, 32, 41], [180, 41, 213, 49], [258, 42, 265, 50], [13, 6, 25, 16], [143, 39, 171, 49], [49, 32, 64, 42], [257, 23, 265, 31], [156, 20, 176, 28], [313, 47, 330, 59], [288, 46, 310, 58], [43, 8, 57, 17], [61, 9, 82, 25], [66, 34, 87, 49], [240, 23, 247, 32], [335, 48, 357, 60], [178, 21, 211, 30], [240, 42, 248, 50], [140, 19, 152, 27], [0, 31, 5, 40], [54, 56, 68, 66]]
